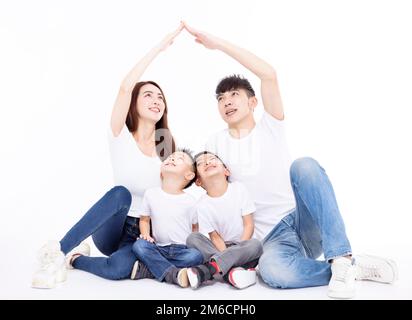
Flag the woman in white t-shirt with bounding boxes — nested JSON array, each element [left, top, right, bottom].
[[32, 24, 184, 288]]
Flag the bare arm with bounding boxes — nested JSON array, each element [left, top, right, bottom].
[[110, 23, 184, 136], [139, 216, 155, 243], [240, 214, 254, 241], [209, 231, 227, 252], [183, 22, 284, 120], [192, 223, 199, 232]]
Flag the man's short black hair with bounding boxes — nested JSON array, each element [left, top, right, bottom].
[[194, 151, 229, 181], [215, 74, 255, 99], [176, 148, 196, 189]]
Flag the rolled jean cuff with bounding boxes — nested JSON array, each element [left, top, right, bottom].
[[325, 250, 352, 263]]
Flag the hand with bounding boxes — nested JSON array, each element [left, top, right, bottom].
[[157, 22, 184, 51], [140, 233, 155, 243], [182, 21, 220, 50]]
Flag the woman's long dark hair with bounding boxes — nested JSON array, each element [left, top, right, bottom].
[[126, 81, 176, 161]]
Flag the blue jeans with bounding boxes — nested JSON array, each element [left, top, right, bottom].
[[258, 157, 352, 289], [132, 239, 203, 281], [59, 186, 139, 280]]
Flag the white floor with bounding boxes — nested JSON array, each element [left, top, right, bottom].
[[1, 239, 411, 300]]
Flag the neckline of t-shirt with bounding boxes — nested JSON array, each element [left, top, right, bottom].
[[158, 186, 189, 198], [205, 183, 231, 200], [128, 132, 161, 162], [225, 126, 256, 141]]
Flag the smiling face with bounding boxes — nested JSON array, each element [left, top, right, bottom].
[[195, 152, 230, 186], [217, 89, 256, 126], [136, 83, 166, 123], [161, 151, 196, 186]]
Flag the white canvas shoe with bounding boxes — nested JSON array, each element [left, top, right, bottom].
[[355, 254, 398, 283], [328, 257, 356, 299], [65, 242, 91, 269], [32, 241, 67, 289], [227, 267, 257, 289]]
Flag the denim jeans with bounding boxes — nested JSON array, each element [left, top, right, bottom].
[[132, 239, 203, 281], [59, 186, 140, 280], [258, 157, 352, 289]]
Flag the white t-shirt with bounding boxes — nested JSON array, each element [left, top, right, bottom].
[[197, 181, 256, 243], [108, 126, 161, 217], [206, 111, 296, 241], [141, 187, 198, 246]]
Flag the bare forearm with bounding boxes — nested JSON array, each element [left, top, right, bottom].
[[216, 39, 276, 80], [240, 225, 254, 241], [139, 217, 151, 236], [210, 232, 227, 252]]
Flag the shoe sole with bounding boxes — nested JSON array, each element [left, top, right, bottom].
[[177, 268, 189, 288], [187, 268, 200, 289], [131, 261, 139, 280], [229, 269, 257, 289], [356, 254, 399, 283]]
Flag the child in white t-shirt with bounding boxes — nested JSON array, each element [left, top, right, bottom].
[[186, 151, 263, 289], [131, 149, 203, 287]]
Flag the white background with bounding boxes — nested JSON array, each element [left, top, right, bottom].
[[1, 0, 411, 299]]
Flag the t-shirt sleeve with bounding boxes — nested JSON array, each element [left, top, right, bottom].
[[238, 183, 256, 216], [190, 204, 198, 225], [261, 110, 287, 141], [197, 205, 215, 235], [107, 125, 130, 141], [140, 190, 151, 217]]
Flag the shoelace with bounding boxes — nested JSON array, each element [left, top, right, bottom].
[[359, 265, 381, 280]]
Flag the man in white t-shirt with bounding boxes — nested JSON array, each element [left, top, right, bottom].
[[131, 149, 203, 287], [183, 22, 398, 299], [186, 151, 263, 290]]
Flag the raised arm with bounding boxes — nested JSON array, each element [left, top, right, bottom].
[[183, 22, 284, 120], [110, 23, 184, 136], [240, 214, 254, 241]]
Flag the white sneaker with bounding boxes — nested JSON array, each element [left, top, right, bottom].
[[355, 254, 398, 283], [328, 257, 356, 299], [228, 267, 257, 289], [65, 242, 91, 269], [32, 241, 67, 289]]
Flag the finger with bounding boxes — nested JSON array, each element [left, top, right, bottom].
[[195, 38, 203, 44], [184, 22, 198, 36]]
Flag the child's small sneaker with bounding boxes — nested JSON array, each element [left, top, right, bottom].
[[187, 264, 212, 289], [176, 268, 189, 288], [65, 242, 91, 269], [130, 260, 154, 280], [227, 267, 257, 289], [355, 254, 398, 283], [328, 257, 356, 299]]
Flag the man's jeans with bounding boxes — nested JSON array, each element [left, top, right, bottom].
[[59, 186, 139, 280], [132, 240, 203, 281], [259, 157, 352, 289]]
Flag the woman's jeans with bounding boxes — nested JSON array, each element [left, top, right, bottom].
[[258, 157, 352, 289], [59, 186, 139, 280]]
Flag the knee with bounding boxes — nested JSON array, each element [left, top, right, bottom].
[[290, 157, 322, 184], [186, 232, 205, 249], [187, 248, 204, 265], [258, 252, 297, 289], [132, 239, 154, 257], [249, 239, 263, 257], [109, 186, 132, 207]]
